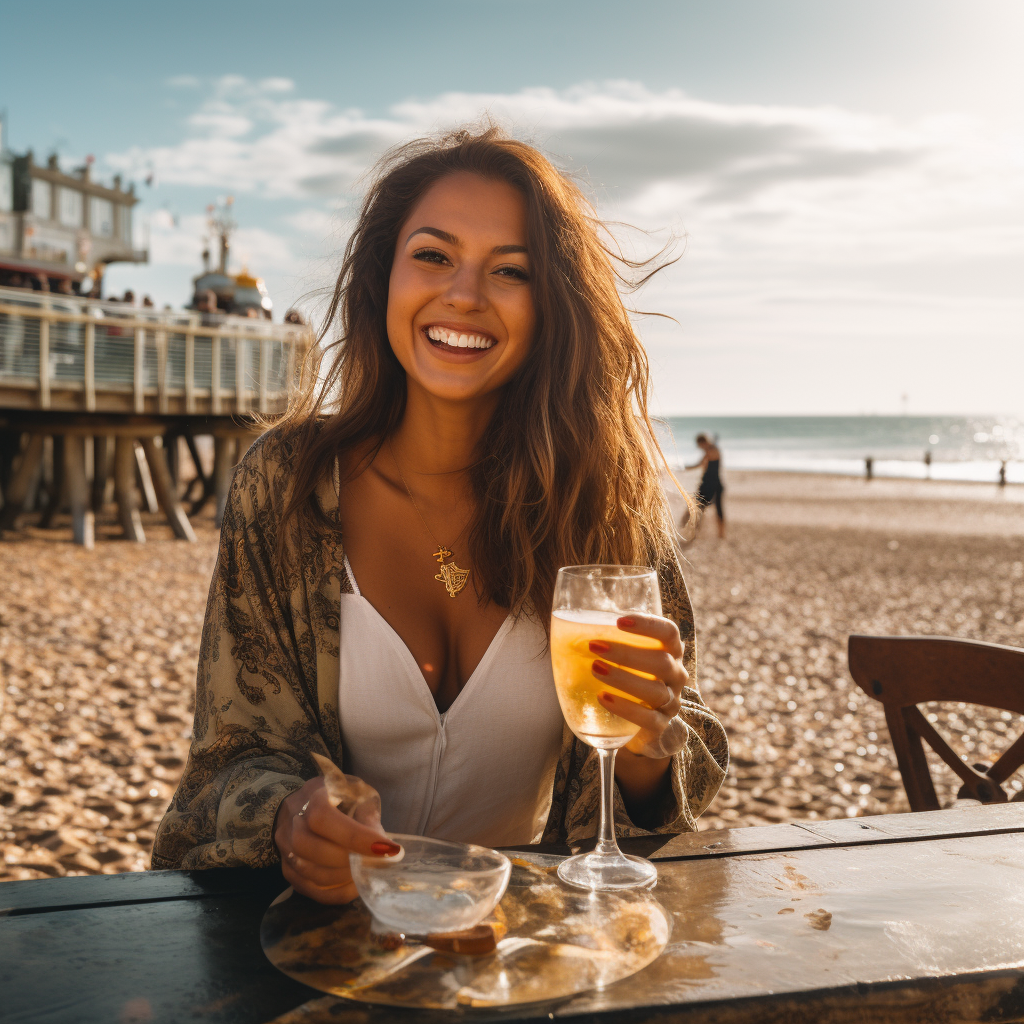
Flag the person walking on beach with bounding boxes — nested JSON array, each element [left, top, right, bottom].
[[686, 433, 725, 539]]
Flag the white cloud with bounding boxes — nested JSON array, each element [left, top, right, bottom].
[[108, 79, 940, 202], [106, 77, 1024, 414], [107, 78, 1023, 264]]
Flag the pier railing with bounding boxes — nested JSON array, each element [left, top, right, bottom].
[[0, 286, 311, 417]]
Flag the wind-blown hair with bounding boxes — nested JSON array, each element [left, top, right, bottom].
[[277, 126, 684, 618]]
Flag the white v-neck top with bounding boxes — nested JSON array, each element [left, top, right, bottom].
[[338, 557, 565, 847]]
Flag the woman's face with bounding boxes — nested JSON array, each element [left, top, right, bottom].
[[386, 171, 536, 406]]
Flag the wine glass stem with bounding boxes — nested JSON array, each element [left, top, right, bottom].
[[594, 747, 621, 859]]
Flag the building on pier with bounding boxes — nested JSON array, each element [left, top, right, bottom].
[[0, 118, 147, 293], [0, 120, 310, 548]]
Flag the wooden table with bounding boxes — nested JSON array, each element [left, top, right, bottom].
[[3, 805, 1023, 1024]]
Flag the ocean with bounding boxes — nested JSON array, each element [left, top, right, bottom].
[[657, 415, 1024, 484]]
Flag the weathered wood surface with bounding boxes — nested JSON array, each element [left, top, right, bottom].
[[1, 878, 318, 1024], [1, 806, 1022, 1024]]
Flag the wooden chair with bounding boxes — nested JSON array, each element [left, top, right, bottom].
[[848, 635, 1024, 810]]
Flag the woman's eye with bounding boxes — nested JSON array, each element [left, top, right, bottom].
[[412, 248, 450, 265], [495, 264, 529, 281]]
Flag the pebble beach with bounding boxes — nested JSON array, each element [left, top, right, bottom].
[[2, 470, 1023, 879]]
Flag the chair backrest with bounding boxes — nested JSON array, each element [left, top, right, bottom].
[[848, 635, 1024, 811]]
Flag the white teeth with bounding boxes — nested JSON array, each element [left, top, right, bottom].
[[425, 326, 494, 350]]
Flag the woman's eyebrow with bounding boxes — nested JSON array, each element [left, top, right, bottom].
[[405, 227, 528, 256], [406, 226, 459, 246]]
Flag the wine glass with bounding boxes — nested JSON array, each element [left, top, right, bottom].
[[550, 564, 662, 890]]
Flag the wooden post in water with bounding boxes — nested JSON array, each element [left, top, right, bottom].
[[114, 436, 145, 542]]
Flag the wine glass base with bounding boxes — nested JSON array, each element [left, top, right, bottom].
[[557, 851, 658, 891]]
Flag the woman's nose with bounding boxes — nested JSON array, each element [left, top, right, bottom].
[[442, 263, 487, 313]]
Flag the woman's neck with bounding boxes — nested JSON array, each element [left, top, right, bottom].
[[388, 382, 498, 496]]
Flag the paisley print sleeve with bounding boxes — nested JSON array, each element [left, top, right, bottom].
[[543, 551, 729, 845], [151, 429, 341, 870]]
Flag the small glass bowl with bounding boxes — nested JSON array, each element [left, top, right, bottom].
[[350, 834, 512, 936]]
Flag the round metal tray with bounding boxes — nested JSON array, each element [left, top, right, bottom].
[[261, 851, 670, 1010]]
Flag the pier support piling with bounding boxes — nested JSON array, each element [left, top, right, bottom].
[[140, 437, 196, 542], [212, 435, 237, 527], [65, 434, 95, 549], [114, 436, 145, 543], [0, 435, 45, 533]]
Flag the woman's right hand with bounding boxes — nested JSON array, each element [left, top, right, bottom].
[[273, 776, 402, 904]]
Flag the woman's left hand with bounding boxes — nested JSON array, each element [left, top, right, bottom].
[[589, 612, 688, 758]]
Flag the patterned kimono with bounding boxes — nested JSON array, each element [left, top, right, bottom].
[[152, 427, 729, 870]]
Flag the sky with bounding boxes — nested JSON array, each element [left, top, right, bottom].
[[2, 0, 1022, 416]]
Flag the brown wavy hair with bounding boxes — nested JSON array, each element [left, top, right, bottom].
[[277, 126, 685, 617]]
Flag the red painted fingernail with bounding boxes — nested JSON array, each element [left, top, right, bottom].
[[598, 691, 613, 702], [588, 640, 610, 654], [618, 616, 635, 628], [371, 841, 402, 856], [593, 660, 610, 676]]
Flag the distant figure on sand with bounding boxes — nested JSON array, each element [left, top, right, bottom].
[[924, 450, 932, 478], [999, 460, 1007, 487], [686, 434, 725, 539], [865, 456, 874, 480]]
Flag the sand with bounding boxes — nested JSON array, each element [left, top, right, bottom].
[[2, 471, 1023, 879]]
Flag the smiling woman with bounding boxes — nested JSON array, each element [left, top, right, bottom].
[[152, 127, 728, 903]]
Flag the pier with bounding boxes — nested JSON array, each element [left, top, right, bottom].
[[0, 286, 310, 546]]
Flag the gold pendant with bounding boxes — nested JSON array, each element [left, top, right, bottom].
[[433, 546, 470, 598]]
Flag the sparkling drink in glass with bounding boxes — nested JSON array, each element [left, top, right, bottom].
[[551, 565, 663, 890], [550, 610, 662, 749]]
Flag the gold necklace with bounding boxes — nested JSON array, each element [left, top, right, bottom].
[[388, 438, 471, 599]]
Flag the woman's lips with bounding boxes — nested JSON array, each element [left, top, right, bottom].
[[425, 325, 496, 350], [421, 325, 497, 359]]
